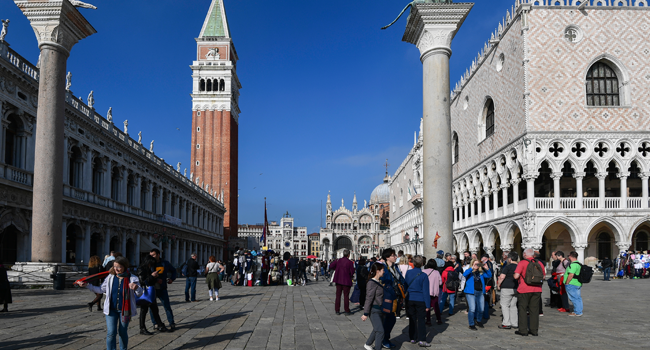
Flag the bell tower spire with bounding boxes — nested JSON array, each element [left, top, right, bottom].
[[190, 0, 241, 246]]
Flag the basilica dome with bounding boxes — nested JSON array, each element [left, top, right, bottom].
[[370, 173, 390, 205]]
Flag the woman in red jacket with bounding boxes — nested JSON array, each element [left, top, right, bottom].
[[439, 261, 458, 315]]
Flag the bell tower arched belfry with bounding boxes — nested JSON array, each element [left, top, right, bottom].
[[190, 0, 241, 242]]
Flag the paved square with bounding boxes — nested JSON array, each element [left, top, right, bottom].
[[1, 277, 648, 350]]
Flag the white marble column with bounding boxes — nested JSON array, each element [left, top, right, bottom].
[[402, 2, 472, 258], [511, 179, 520, 213], [104, 159, 112, 198], [597, 172, 606, 209], [63, 137, 70, 186], [552, 172, 562, 210], [463, 201, 468, 227], [492, 189, 499, 220], [574, 172, 584, 209], [501, 183, 509, 216], [476, 195, 483, 223], [573, 244, 587, 264], [134, 175, 142, 209], [642, 173, 649, 209], [83, 148, 92, 191], [469, 200, 475, 225], [618, 172, 629, 209], [525, 176, 536, 210]]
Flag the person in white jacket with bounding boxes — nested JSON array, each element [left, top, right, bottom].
[[78, 257, 143, 350]]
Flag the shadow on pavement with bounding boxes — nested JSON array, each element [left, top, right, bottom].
[[179, 311, 251, 330], [1, 330, 86, 350], [0, 303, 86, 318], [176, 330, 253, 349]]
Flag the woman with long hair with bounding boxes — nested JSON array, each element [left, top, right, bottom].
[[77, 257, 143, 350], [138, 255, 167, 334], [206, 256, 224, 301], [422, 259, 442, 326], [462, 258, 492, 330], [361, 263, 385, 350], [87, 255, 103, 312]]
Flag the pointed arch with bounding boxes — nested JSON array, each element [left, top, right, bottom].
[[538, 217, 581, 245], [585, 216, 625, 243]]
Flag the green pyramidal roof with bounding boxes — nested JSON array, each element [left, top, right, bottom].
[[199, 0, 230, 38]]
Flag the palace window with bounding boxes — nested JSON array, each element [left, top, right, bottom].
[[485, 99, 495, 137], [586, 62, 620, 106], [452, 132, 459, 164], [4, 114, 26, 169]]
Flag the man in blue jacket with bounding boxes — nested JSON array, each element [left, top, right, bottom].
[[379, 248, 404, 349], [149, 248, 177, 332]]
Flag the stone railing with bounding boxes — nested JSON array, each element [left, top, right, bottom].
[[2, 165, 33, 186], [628, 197, 642, 209], [0, 41, 39, 81], [583, 198, 598, 209], [605, 198, 620, 209], [536, 198, 554, 209], [560, 198, 576, 209]]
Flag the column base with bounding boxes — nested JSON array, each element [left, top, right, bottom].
[[7, 262, 82, 288]]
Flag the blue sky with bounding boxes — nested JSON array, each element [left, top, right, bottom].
[[2, 0, 517, 234]]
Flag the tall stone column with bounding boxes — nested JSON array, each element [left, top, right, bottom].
[[574, 172, 584, 209], [402, 2, 472, 258], [14, 0, 96, 263], [641, 173, 649, 209]]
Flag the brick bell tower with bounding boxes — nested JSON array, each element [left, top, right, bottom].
[[191, 0, 240, 244]]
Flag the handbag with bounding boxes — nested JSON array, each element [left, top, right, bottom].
[[136, 285, 156, 306]]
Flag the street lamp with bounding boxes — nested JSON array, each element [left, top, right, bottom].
[[414, 226, 419, 255]]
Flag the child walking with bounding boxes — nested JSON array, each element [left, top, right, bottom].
[[361, 263, 385, 350]]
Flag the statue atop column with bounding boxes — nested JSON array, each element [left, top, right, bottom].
[[0, 19, 8, 41], [123, 120, 128, 134], [177, 162, 181, 172], [66, 72, 72, 91], [150, 140, 154, 152], [138, 131, 142, 144], [107, 107, 113, 123], [87, 90, 94, 108]]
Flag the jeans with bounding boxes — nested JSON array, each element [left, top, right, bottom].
[[517, 292, 541, 334], [366, 308, 385, 350], [603, 267, 611, 281], [406, 300, 427, 342], [439, 291, 456, 315], [150, 289, 175, 326], [565, 284, 583, 315], [141, 301, 163, 330], [106, 309, 129, 350], [334, 284, 351, 313], [185, 277, 197, 301], [465, 293, 484, 326], [499, 289, 518, 327]]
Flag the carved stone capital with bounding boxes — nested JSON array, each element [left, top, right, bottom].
[[13, 0, 96, 55], [572, 244, 588, 250], [550, 172, 563, 181], [596, 172, 608, 180], [617, 172, 630, 180], [403, 3, 473, 61], [616, 241, 631, 250], [573, 172, 586, 180]]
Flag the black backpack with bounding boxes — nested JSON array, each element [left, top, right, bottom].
[[571, 262, 593, 284], [445, 270, 460, 291]]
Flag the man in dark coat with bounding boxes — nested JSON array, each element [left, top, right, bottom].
[[329, 249, 356, 315], [0, 263, 12, 312]]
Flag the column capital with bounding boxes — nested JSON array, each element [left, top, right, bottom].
[[617, 172, 630, 180], [550, 172, 563, 181], [572, 244, 588, 250], [596, 172, 608, 180], [522, 172, 539, 181], [510, 179, 521, 186], [402, 3, 473, 61], [14, 0, 97, 55], [616, 241, 631, 250], [640, 172, 650, 180], [573, 172, 586, 180]]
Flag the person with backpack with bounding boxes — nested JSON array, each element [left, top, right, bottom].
[[513, 248, 545, 336], [497, 251, 518, 330], [439, 261, 459, 316], [462, 258, 492, 330], [564, 251, 584, 317]]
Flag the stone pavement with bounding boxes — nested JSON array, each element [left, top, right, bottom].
[[1, 276, 649, 350]]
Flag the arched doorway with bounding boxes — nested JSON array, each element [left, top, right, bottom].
[[90, 232, 102, 258], [541, 221, 574, 262], [597, 232, 612, 259], [0, 225, 19, 264], [110, 236, 120, 253], [633, 230, 649, 252], [66, 224, 82, 264], [334, 236, 352, 258]]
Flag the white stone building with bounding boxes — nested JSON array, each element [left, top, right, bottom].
[[320, 189, 389, 260], [239, 215, 308, 257], [389, 122, 424, 256], [0, 35, 226, 278], [391, 0, 650, 264]]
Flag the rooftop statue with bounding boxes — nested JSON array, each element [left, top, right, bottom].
[[1, 19, 9, 41], [66, 72, 72, 91], [382, 0, 453, 30], [70, 1, 97, 10]]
